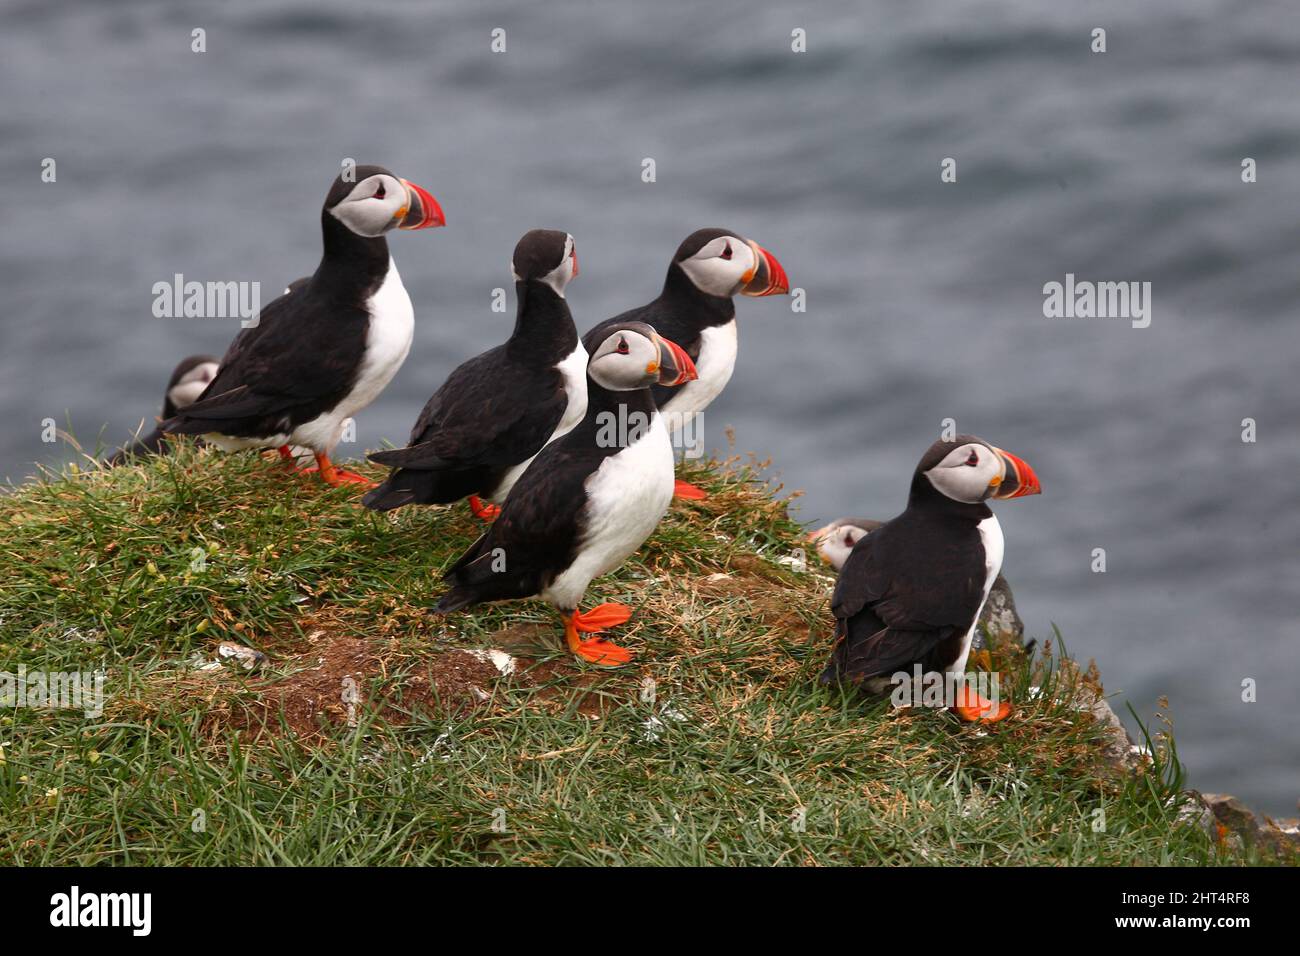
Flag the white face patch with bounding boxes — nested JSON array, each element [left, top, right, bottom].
[[328, 173, 409, 237], [815, 522, 869, 572], [677, 235, 755, 297], [588, 329, 658, 391], [924, 442, 1005, 504], [511, 234, 577, 297], [167, 361, 218, 410]]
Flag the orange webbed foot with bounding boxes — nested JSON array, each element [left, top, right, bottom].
[[952, 684, 1012, 723], [302, 453, 377, 489], [564, 605, 635, 667], [468, 495, 501, 521], [673, 479, 708, 500]]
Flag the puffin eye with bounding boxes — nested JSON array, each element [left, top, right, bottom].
[[373, 182, 386, 200], [720, 242, 732, 260], [615, 337, 629, 355], [965, 450, 979, 467]]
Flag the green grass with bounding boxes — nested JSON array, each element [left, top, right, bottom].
[[0, 442, 1255, 865]]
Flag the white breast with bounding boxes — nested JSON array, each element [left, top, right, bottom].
[[292, 258, 414, 452], [489, 342, 589, 503], [660, 319, 737, 436], [542, 411, 675, 610], [949, 515, 1005, 676]]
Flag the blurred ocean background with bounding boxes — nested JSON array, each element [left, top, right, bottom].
[[1, 0, 1296, 814]]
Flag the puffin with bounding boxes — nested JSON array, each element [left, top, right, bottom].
[[606, 227, 789, 499], [362, 229, 585, 521], [808, 516, 883, 572], [821, 435, 1041, 722], [105, 354, 219, 465], [162, 164, 445, 487], [434, 321, 698, 666]]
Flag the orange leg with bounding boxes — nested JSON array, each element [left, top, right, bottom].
[[468, 495, 501, 521], [673, 479, 708, 500], [300, 451, 376, 488], [952, 682, 1012, 723], [563, 604, 634, 667]]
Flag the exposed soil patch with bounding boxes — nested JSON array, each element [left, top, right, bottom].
[[390, 647, 515, 719], [200, 616, 631, 741]]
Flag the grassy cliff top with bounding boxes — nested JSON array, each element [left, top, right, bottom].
[[0, 443, 1250, 865]]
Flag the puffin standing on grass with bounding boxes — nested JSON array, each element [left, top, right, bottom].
[[105, 354, 219, 465], [435, 321, 697, 666], [821, 435, 1041, 722], [162, 164, 445, 487], [607, 227, 789, 499], [362, 229, 585, 521]]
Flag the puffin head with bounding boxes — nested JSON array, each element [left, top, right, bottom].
[[585, 322, 698, 392], [672, 227, 789, 299], [163, 355, 220, 418], [511, 229, 579, 297], [808, 517, 883, 571], [324, 164, 445, 238], [915, 435, 1041, 505]]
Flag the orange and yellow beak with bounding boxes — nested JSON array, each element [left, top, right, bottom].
[[651, 334, 699, 386], [990, 447, 1041, 499], [740, 240, 789, 297], [397, 179, 446, 230]]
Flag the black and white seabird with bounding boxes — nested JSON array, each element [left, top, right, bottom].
[[363, 229, 586, 520], [435, 321, 698, 666], [605, 227, 788, 499], [821, 435, 1041, 722], [105, 354, 219, 465], [162, 165, 445, 487]]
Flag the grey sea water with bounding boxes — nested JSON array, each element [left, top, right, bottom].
[[1, 0, 1296, 814]]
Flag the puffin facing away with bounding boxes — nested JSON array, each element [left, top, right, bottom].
[[363, 229, 585, 520], [823, 435, 1041, 722], [435, 321, 698, 666], [106, 355, 219, 465], [808, 516, 883, 572], [162, 164, 445, 487], [606, 227, 788, 499]]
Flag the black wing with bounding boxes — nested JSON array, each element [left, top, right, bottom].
[[369, 347, 568, 472], [436, 435, 601, 611], [162, 283, 367, 436], [823, 513, 987, 683]]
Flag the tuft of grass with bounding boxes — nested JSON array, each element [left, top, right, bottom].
[[0, 443, 1258, 865]]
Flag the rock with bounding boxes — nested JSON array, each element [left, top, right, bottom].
[[1079, 689, 1148, 774], [1174, 794, 1219, 843], [217, 641, 268, 670], [1199, 792, 1300, 857], [978, 574, 1024, 653]]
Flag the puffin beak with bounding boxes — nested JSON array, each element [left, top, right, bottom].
[[990, 447, 1041, 499], [397, 179, 446, 230], [571, 247, 580, 278], [740, 240, 790, 297], [652, 334, 699, 386]]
